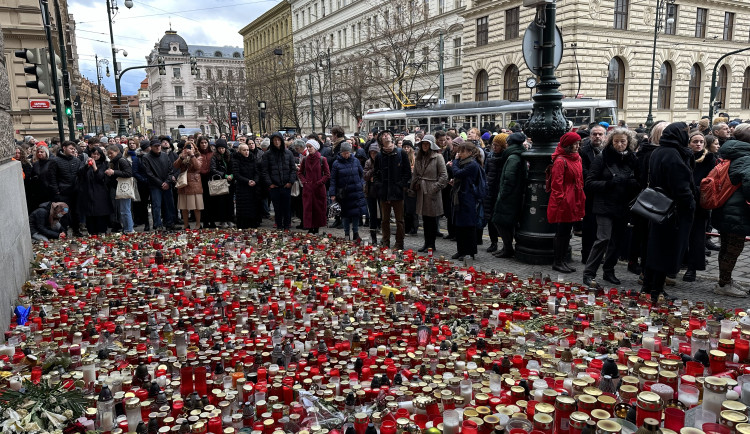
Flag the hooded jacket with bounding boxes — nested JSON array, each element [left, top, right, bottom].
[[712, 139, 750, 236], [547, 143, 586, 223], [492, 142, 528, 228], [261, 133, 297, 187], [29, 202, 66, 239]]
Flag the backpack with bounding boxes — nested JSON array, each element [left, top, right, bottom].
[[700, 159, 740, 209], [545, 159, 567, 193]]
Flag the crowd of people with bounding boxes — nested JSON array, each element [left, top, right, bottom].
[[13, 116, 750, 302]]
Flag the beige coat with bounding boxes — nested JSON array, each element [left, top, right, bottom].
[[411, 151, 448, 216]]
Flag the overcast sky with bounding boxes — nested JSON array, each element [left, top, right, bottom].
[[70, 0, 279, 96]]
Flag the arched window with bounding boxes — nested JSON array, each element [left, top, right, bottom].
[[718, 65, 729, 108], [195, 50, 204, 56], [657, 62, 672, 109], [741, 67, 750, 109], [606, 57, 625, 109], [233, 52, 241, 58], [475, 69, 489, 101], [503, 64, 519, 101], [688, 63, 701, 109]]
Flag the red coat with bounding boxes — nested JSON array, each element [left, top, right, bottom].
[[298, 150, 330, 228], [547, 145, 586, 223]]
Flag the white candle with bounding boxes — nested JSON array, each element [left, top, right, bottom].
[[642, 336, 655, 351], [82, 363, 96, 385], [105, 273, 113, 285]]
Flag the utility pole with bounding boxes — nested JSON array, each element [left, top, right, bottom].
[[308, 74, 316, 133], [39, 0, 64, 141], [95, 54, 106, 134], [438, 31, 444, 102], [51, 0, 75, 140]]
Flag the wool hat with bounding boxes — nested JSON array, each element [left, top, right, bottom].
[[150, 138, 161, 147], [507, 132, 527, 146], [598, 121, 610, 129], [36, 141, 48, 147], [215, 139, 228, 149], [729, 121, 740, 128], [369, 143, 380, 153], [100, 137, 109, 144], [419, 135, 440, 151], [559, 132, 582, 148], [481, 131, 492, 141], [305, 139, 320, 151], [140, 140, 151, 151], [340, 142, 353, 153], [492, 133, 509, 148]]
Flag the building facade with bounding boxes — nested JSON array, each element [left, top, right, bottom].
[[239, 1, 296, 134], [137, 78, 152, 135], [2, 0, 81, 140], [288, 0, 466, 133], [459, 0, 750, 124], [77, 76, 112, 135], [146, 30, 244, 137]]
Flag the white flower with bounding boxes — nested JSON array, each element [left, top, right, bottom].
[[62, 409, 73, 420]]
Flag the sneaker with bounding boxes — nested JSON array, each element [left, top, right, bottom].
[[713, 281, 749, 298], [665, 276, 676, 286], [706, 239, 720, 251]]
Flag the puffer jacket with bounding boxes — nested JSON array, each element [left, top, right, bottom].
[[29, 202, 66, 239], [492, 144, 527, 228], [48, 151, 83, 199], [173, 154, 203, 195], [712, 139, 750, 236], [261, 134, 297, 187], [329, 155, 367, 218]]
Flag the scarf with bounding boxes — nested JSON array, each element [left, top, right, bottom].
[[694, 148, 707, 164]]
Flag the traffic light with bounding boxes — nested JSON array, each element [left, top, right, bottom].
[[190, 56, 197, 75], [157, 56, 166, 75], [64, 99, 73, 118], [14, 48, 51, 94]]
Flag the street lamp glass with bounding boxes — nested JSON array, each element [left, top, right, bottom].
[[124, 0, 134, 8]]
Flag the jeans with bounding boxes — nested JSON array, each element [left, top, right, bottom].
[[342, 217, 360, 237], [380, 200, 405, 248], [117, 198, 134, 233], [150, 186, 176, 228], [584, 215, 624, 279], [718, 232, 746, 285], [269, 187, 292, 229]]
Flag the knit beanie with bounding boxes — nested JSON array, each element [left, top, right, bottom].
[[559, 132, 582, 149]]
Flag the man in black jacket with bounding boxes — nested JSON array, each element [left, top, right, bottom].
[[578, 124, 606, 263], [48, 141, 83, 236], [30, 201, 68, 241], [374, 131, 411, 250], [261, 133, 297, 230], [141, 137, 177, 230]]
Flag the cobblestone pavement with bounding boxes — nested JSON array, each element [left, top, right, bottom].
[[128, 215, 749, 309], [307, 219, 750, 309]]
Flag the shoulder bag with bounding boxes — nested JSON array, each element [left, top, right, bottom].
[[629, 150, 675, 224], [208, 174, 230, 196]]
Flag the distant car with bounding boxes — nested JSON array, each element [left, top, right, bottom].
[[107, 132, 117, 138]]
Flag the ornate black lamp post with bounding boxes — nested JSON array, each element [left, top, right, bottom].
[[515, 0, 568, 264]]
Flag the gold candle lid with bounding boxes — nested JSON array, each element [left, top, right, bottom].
[[535, 403, 555, 415], [596, 420, 622, 433]]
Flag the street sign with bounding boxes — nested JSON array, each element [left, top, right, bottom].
[[111, 104, 129, 116], [76, 123, 84, 130], [437, 98, 447, 105], [29, 99, 51, 110], [521, 22, 563, 74]]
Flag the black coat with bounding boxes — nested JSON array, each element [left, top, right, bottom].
[[48, 152, 83, 200], [712, 140, 750, 236], [232, 153, 260, 219], [483, 150, 504, 223], [634, 143, 658, 189], [30, 159, 53, 208], [579, 139, 602, 179], [141, 150, 177, 188], [492, 144, 527, 228], [210, 152, 233, 179], [106, 154, 133, 189], [585, 146, 640, 217], [374, 147, 411, 201], [261, 141, 297, 187], [77, 156, 114, 218], [645, 132, 696, 274], [29, 201, 66, 239]]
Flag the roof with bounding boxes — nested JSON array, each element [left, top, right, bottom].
[[158, 30, 188, 55], [191, 45, 243, 59], [140, 78, 148, 88]]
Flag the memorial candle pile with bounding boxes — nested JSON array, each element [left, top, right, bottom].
[[0, 229, 750, 434]]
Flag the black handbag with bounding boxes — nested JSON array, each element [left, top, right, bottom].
[[629, 152, 675, 224]]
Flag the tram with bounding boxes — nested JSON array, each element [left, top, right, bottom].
[[360, 98, 618, 134]]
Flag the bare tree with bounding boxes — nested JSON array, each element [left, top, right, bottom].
[[337, 54, 378, 128], [364, 0, 436, 109]]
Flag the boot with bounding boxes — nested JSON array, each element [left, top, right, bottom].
[[552, 237, 574, 273], [353, 233, 362, 244], [370, 230, 377, 245]]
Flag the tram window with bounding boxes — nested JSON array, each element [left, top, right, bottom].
[[429, 117, 449, 132], [594, 107, 616, 125], [368, 120, 385, 133], [564, 109, 591, 127], [406, 118, 429, 132], [506, 111, 531, 128], [387, 119, 406, 132], [451, 116, 471, 131], [480, 114, 499, 132]]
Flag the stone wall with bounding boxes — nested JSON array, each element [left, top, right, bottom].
[[0, 22, 33, 334]]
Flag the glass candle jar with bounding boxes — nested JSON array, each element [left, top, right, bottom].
[[569, 412, 590, 434], [555, 395, 576, 434], [534, 413, 554, 434], [703, 377, 729, 417], [635, 392, 662, 427], [692, 331, 711, 358], [596, 420, 622, 434]]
